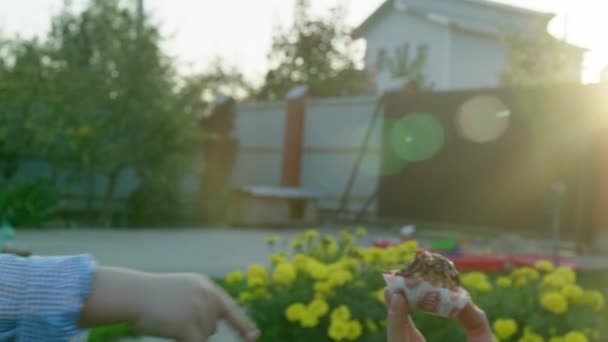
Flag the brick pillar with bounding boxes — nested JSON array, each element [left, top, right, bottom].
[[281, 85, 310, 187]]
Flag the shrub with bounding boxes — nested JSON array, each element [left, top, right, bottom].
[[0, 180, 60, 227], [223, 229, 605, 342]]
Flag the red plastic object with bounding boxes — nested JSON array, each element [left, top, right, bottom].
[[448, 254, 508, 272], [508, 254, 580, 271], [372, 239, 393, 248]]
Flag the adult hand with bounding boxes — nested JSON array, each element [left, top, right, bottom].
[[384, 288, 493, 342]]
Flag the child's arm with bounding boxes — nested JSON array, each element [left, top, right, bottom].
[[79, 266, 259, 341], [0, 254, 258, 342]]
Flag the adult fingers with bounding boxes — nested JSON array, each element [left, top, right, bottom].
[[457, 303, 493, 342], [388, 293, 409, 342], [215, 286, 260, 341]]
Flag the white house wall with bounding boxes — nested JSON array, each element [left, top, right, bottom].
[[449, 30, 507, 90], [364, 10, 450, 90]]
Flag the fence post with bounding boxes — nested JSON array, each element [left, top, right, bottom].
[[200, 95, 238, 224], [281, 85, 310, 187], [593, 133, 608, 254]]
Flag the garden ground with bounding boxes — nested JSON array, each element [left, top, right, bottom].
[[13, 226, 608, 342]]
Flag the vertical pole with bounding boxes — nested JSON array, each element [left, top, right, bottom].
[[281, 85, 309, 187], [552, 183, 566, 266]]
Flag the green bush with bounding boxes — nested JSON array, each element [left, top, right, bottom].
[[0, 180, 60, 227], [88, 324, 140, 342], [222, 229, 605, 342]]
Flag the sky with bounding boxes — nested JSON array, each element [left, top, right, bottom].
[[1, 0, 607, 84]]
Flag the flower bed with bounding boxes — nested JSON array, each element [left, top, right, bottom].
[[223, 229, 605, 342]]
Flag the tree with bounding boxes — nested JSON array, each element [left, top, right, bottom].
[[190, 58, 253, 102], [255, 0, 373, 100], [376, 43, 433, 90], [1, 0, 206, 225], [501, 29, 584, 87]]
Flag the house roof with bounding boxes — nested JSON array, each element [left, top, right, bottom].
[[353, 0, 554, 39], [352, 0, 587, 52]]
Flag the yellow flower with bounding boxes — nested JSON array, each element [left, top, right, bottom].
[[328, 269, 353, 287], [291, 238, 304, 250], [346, 320, 363, 340], [225, 270, 243, 285], [402, 240, 419, 252], [308, 298, 329, 317], [340, 230, 355, 244], [285, 303, 307, 322], [555, 266, 576, 283], [363, 247, 385, 265], [328, 320, 348, 341], [304, 229, 318, 242], [337, 257, 359, 270], [497, 276, 512, 288], [320, 235, 339, 257], [461, 272, 488, 288], [247, 264, 268, 279], [237, 291, 252, 304], [269, 252, 287, 265], [307, 259, 329, 280], [314, 281, 333, 296], [252, 287, 270, 299], [535, 260, 554, 272], [365, 319, 378, 332], [300, 310, 319, 328], [563, 331, 588, 342], [561, 284, 584, 302], [493, 318, 518, 340], [514, 277, 528, 288], [331, 305, 351, 322], [518, 267, 540, 280], [477, 280, 492, 292], [374, 288, 386, 304], [264, 235, 279, 245], [293, 254, 310, 271], [518, 329, 545, 342], [247, 276, 266, 288], [582, 290, 605, 311], [355, 227, 368, 236], [540, 291, 568, 315], [272, 262, 297, 285], [542, 273, 567, 290], [462, 272, 492, 292]]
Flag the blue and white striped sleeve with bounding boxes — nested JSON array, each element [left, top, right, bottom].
[[0, 254, 96, 342]]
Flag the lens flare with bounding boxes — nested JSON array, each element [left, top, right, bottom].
[[390, 113, 444, 162], [456, 95, 510, 143]]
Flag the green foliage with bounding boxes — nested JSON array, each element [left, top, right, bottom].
[[255, 0, 373, 100], [224, 230, 605, 342], [501, 29, 584, 87], [0, 0, 207, 225], [0, 181, 60, 227], [88, 324, 140, 342], [376, 43, 433, 90]]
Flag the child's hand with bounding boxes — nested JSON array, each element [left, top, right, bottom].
[[80, 267, 259, 342], [132, 273, 259, 341]]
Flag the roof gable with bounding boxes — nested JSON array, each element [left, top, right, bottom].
[[353, 0, 554, 39]]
